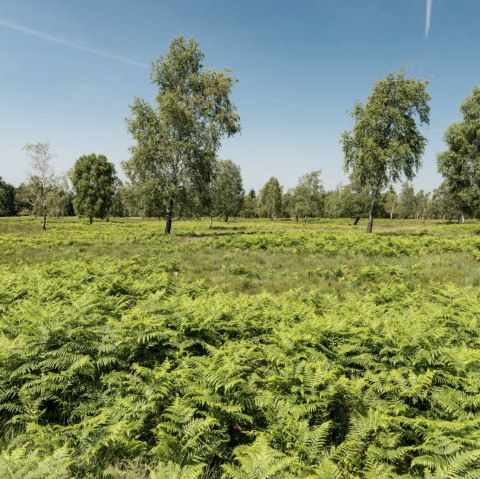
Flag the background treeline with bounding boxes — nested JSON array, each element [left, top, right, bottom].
[[0, 167, 467, 223]]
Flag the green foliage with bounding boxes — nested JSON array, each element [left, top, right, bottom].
[[242, 189, 257, 218], [0, 176, 16, 216], [209, 229, 480, 258], [257, 177, 283, 219], [437, 86, 480, 218], [70, 154, 116, 223], [210, 159, 244, 222], [1, 244, 480, 476], [1, 218, 480, 476], [324, 181, 373, 219], [0, 445, 73, 479], [429, 181, 464, 221], [396, 182, 417, 219], [223, 435, 300, 478], [290, 171, 325, 220]]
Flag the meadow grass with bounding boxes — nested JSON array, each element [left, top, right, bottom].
[[1, 216, 478, 294]]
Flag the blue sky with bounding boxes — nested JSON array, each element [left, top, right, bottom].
[[0, 0, 479, 192]]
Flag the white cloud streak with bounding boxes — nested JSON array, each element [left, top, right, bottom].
[[0, 18, 148, 68], [425, 0, 433, 38]]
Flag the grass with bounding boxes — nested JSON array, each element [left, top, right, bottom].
[[1, 216, 479, 294]]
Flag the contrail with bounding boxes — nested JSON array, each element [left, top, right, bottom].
[[0, 18, 148, 68], [425, 0, 433, 38]]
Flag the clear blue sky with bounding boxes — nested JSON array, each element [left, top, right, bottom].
[[0, 0, 478, 192]]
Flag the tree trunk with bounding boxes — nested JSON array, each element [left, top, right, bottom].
[[208, 212, 213, 229], [304, 215, 307, 222], [367, 196, 376, 233], [165, 196, 174, 234], [353, 217, 360, 226], [89, 216, 93, 224], [389, 200, 395, 219], [224, 214, 229, 222], [42, 213, 47, 230]]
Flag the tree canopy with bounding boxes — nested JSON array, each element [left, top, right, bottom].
[[210, 159, 244, 222], [324, 181, 372, 220], [291, 170, 325, 220], [437, 86, 480, 218], [0, 177, 16, 216], [258, 177, 283, 219], [71, 154, 116, 223], [242, 189, 257, 218]]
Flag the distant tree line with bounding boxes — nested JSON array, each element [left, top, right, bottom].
[[1, 37, 479, 231], [0, 156, 468, 226]]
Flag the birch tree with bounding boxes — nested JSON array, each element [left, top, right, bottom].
[[22, 143, 56, 230], [124, 36, 240, 234], [341, 70, 430, 232]]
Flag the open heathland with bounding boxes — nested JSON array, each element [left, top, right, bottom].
[[1, 217, 480, 478]]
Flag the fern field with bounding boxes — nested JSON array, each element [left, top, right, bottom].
[[1, 218, 480, 478]]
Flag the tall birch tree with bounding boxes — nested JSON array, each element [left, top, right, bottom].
[[22, 143, 56, 230], [124, 36, 240, 234], [341, 70, 430, 232]]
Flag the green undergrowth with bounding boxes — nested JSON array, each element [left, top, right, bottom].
[[2, 218, 480, 262], [2, 218, 480, 477], [1, 258, 480, 478], [2, 217, 480, 295]]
